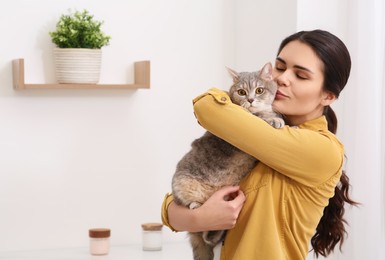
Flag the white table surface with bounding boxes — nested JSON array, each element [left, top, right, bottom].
[[0, 242, 194, 260]]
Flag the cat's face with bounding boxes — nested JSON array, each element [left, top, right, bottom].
[[227, 63, 277, 113]]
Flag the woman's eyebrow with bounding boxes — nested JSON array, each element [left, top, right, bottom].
[[275, 57, 314, 74]]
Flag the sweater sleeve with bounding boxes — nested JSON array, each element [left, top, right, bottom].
[[193, 88, 344, 187]]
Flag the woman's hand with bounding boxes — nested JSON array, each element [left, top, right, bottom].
[[168, 186, 245, 232], [195, 186, 246, 231]]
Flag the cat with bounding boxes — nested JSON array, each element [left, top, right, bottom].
[[171, 62, 284, 260]]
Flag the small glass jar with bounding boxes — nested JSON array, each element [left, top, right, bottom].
[[141, 223, 163, 251], [89, 228, 111, 255]]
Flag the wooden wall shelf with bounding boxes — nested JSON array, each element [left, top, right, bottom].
[[12, 59, 150, 89]]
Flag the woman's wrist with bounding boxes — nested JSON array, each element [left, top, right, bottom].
[[168, 201, 204, 232]]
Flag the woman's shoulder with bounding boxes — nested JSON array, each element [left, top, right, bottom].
[[298, 116, 344, 147]]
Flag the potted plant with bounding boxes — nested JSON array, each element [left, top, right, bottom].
[[49, 9, 111, 84]]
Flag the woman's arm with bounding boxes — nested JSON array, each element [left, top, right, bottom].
[[163, 186, 246, 232], [193, 88, 344, 186]]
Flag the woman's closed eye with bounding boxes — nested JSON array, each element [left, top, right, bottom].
[[274, 63, 285, 71], [296, 73, 308, 80], [296, 71, 310, 80]]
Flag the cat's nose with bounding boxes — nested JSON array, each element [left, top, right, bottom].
[[248, 98, 254, 103]]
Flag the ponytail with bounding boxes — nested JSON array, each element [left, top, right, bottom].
[[311, 171, 358, 257], [323, 106, 337, 134], [311, 106, 359, 257]]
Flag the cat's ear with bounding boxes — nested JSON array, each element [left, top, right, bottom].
[[226, 67, 239, 82], [259, 62, 273, 81]]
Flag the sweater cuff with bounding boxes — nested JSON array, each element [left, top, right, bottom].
[[192, 87, 230, 106], [161, 192, 177, 232]]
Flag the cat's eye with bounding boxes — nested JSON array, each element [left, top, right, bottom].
[[255, 87, 265, 95], [237, 89, 247, 96]]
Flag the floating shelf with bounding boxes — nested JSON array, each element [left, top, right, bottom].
[[12, 58, 150, 89]]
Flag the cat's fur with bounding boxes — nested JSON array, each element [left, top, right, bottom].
[[171, 62, 284, 260]]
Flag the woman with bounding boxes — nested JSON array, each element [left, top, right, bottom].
[[161, 30, 358, 259]]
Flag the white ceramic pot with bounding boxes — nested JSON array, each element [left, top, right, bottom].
[[53, 48, 102, 84]]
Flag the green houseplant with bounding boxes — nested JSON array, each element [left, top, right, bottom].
[[49, 9, 111, 49], [49, 9, 111, 84]]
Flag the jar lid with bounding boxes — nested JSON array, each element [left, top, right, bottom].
[[89, 228, 111, 238], [141, 223, 163, 231]]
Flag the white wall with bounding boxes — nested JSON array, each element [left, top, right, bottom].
[[0, 0, 236, 251], [0, 0, 297, 253], [234, 0, 297, 71]]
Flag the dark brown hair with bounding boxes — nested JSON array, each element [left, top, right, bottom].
[[277, 30, 358, 257]]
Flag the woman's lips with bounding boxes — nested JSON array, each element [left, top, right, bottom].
[[275, 90, 288, 100]]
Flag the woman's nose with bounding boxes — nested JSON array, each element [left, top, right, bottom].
[[275, 72, 290, 87]]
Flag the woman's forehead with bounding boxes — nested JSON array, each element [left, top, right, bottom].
[[277, 40, 324, 73]]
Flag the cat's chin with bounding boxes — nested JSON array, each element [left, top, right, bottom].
[[240, 104, 260, 114], [248, 108, 260, 114], [240, 102, 251, 109]]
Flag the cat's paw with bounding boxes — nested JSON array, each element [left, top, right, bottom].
[[269, 118, 285, 129], [203, 230, 226, 246], [189, 202, 202, 210]]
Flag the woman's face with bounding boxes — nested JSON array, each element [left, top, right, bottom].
[[272, 40, 335, 126]]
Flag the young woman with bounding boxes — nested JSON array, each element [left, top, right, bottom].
[[161, 30, 358, 259]]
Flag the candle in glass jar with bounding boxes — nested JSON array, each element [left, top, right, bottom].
[[89, 228, 111, 255], [141, 223, 163, 251]]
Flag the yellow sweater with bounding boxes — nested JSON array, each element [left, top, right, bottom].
[[162, 88, 343, 259]]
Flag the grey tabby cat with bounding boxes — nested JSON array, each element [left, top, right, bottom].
[[171, 62, 284, 260]]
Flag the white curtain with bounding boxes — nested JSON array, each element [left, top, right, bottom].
[[297, 0, 385, 259], [335, 0, 385, 259]]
